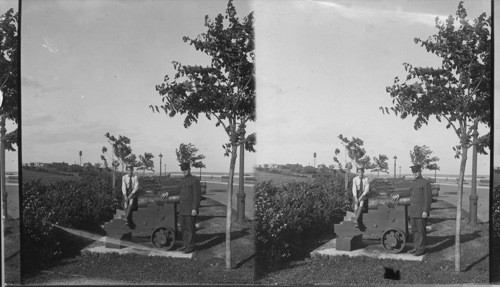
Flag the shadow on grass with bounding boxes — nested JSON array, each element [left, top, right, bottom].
[[463, 253, 488, 272], [427, 217, 454, 225], [22, 227, 101, 280], [254, 231, 334, 280], [426, 230, 482, 254], [234, 253, 256, 269], [196, 228, 251, 251]]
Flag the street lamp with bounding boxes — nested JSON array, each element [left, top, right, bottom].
[[393, 155, 397, 179], [159, 153, 163, 177], [469, 127, 479, 226]]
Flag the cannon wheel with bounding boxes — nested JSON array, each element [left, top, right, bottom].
[[381, 228, 406, 253], [151, 226, 175, 250]]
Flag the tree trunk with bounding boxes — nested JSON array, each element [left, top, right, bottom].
[[344, 171, 348, 191], [112, 153, 116, 189], [455, 145, 468, 272], [225, 144, 238, 269]]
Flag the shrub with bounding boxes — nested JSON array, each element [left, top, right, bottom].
[[255, 173, 350, 268], [22, 174, 118, 274], [493, 185, 500, 239]]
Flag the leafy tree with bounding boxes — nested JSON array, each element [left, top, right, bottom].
[[104, 133, 133, 172], [0, 8, 18, 149], [382, 2, 490, 272], [410, 145, 440, 170], [371, 154, 389, 177], [333, 135, 373, 189], [102, 133, 134, 187], [137, 152, 155, 174], [0, 8, 18, 219], [123, 153, 138, 168], [151, 0, 254, 268], [176, 143, 206, 177]]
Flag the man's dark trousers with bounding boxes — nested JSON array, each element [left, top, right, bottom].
[[411, 217, 426, 252], [181, 215, 196, 249]]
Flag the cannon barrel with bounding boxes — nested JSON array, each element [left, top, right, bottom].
[[136, 195, 181, 207], [368, 196, 438, 210], [389, 184, 439, 197], [157, 182, 207, 195], [136, 181, 207, 208], [368, 197, 410, 209]]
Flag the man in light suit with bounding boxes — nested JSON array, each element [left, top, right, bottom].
[[352, 167, 369, 229], [392, 164, 432, 256], [122, 165, 139, 229]]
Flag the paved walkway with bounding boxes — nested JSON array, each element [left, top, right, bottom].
[[437, 184, 488, 223], [5, 183, 19, 219], [203, 182, 254, 220]]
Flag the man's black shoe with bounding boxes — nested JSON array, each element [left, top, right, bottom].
[[414, 250, 425, 256], [177, 246, 186, 252], [183, 247, 194, 254], [126, 221, 136, 229], [407, 249, 417, 254]]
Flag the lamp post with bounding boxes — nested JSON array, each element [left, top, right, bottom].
[[469, 126, 479, 226], [159, 153, 163, 177], [1, 116, 7, 220], [399, 165, 401, 178], [393, 155, 397, 179], [237, 129, 246, 224]]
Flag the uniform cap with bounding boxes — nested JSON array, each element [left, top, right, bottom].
[[410, 165, 422, 172]]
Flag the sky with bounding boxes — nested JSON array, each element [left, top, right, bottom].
[[1, 0, 494, 175], [21, 0, 255, 173], [254, 0, 491, 176]]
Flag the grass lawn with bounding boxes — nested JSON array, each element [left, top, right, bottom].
[[256, 170, 314, 186], [22, 168, 79, 183]]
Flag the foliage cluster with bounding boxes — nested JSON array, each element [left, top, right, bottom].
[[255, 170, 350, 267], [0, 8, 19, 151], [255, 165, 317, 177], [176, 143, 206, 169], [22, 174, 118, 273], [493, 185, 500, 239], [24, 161, 106, 175]]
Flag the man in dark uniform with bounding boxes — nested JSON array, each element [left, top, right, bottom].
[[162, 162, 201, 254], [391, 164, 432, 256]]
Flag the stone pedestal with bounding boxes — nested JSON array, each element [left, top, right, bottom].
[[336, 234, 364, 251]]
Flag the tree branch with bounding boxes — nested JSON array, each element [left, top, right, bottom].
[[442, 114, 461, 138]]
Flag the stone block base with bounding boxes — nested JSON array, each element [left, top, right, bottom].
[[336, 234, 363, 251]]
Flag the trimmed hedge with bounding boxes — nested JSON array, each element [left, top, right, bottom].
[[493, 185, 500, 239], [22, 172, 119, 274], [255, 170, 351, 267]]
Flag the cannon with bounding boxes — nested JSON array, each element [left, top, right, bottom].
[[333, 179, 439, 253], [103, 180, 206, 250]]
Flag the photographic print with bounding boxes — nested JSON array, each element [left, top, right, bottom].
[[1, 0, 496, 285], [19, 0, 255, 284], [254, 0, 491, 284]]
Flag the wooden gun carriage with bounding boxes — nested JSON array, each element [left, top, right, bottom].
[[334, 178, 439, 253], [103, 177, 206, 250]]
